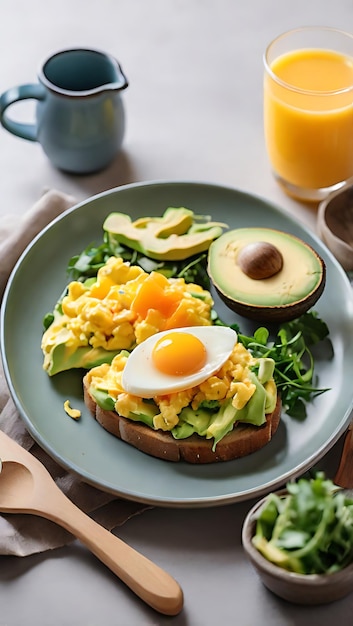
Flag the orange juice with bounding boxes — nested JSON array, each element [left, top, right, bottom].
[[264, 47, 353, 194]]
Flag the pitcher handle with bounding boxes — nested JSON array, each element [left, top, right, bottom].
[[0, 83, 46, 141]]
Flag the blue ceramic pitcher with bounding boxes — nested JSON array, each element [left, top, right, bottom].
[[0, 48, 128, 173]]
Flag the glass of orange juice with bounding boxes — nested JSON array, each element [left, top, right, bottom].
[[264, 27, 353, 202]]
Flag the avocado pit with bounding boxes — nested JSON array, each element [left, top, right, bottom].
[[237, 241, 283, 280]]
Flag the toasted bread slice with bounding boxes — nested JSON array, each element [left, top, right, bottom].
[[83, 376, 281, 463]]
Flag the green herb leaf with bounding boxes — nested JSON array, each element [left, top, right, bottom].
[[66, 241, 211, 289], [236, 312, 331, 418], [253, 473, 353, 574], [43, 312, 54, 330]]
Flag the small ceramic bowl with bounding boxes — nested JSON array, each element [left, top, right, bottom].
[[242, 495, 353, 605], [317, 185, 353, 271]]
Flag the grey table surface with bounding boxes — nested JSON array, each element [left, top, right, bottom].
[[1, 1, 353, 624]]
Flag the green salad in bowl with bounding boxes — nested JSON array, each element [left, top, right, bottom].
[[242, 473, 353, 604]]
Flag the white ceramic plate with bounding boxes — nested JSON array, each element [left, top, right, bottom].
[[1, 181, 353, 507]]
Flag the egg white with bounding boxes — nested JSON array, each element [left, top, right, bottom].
[[122, 326, 237, 398]]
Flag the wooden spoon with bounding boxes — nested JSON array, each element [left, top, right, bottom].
[[0, 430, 183, 616]]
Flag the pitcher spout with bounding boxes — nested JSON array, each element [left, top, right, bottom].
[[108, 59, 129, 92]]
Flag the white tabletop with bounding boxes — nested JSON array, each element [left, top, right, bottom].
[[1, 1, 353, 624]]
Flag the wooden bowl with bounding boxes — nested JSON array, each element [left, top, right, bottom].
[[318, 185, 353, 271]]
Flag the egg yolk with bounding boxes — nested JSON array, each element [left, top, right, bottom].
[[152, 332, 207, 376]]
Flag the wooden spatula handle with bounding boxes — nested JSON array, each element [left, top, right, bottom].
[[36, 486, 183, 616]]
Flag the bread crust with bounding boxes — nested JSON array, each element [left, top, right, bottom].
[[83, 376, 281, 463]]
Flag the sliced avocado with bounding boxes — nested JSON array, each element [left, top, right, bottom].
[[252, 536, 303, 573], [170, 380, 268, 449], [256, 358, 275, 385], [264, 379, 277, 414], [45, 343, 121, 376], [91, 387, 158, 427], [103, 207, 225, 261], [208, 227, 326, 323], [205, 400, 239, 449], [90, 388, 116, 411], [205, 377, 267, 447], [234, 373, 267, 426], [132, 207, 194, 237], [127, 406, 157, 428], [175, 407, 212, 437], [171, 422, 195, 439]]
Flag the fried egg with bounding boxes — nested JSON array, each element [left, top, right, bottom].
[[122, 326, 237, 397]]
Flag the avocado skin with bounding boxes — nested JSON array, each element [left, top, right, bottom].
[[208, 227, 326, 323], [214, 283, 326, 322]]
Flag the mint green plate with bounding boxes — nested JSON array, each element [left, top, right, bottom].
[[1, 181, 353, 507]]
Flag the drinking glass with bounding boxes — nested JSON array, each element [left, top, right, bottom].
[[264, 27, 353, 202]]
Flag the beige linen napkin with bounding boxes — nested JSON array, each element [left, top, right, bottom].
[[0, 190, 150, 556]]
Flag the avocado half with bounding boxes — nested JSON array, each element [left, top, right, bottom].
[[208, 227, 326, 322]]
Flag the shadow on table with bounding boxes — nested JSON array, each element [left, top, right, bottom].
[[59, 148, 141, 202]]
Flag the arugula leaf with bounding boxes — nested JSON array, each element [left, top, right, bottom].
[[67, 242, 112, 280], [43, 312, 54, 330], [66, 240, 211, 289], [235, 312, 331, 418]]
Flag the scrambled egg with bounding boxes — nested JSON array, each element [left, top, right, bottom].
[[42, 257, 213, 371], [63, 400, 81, 420], [86, 342, 260, 431]]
